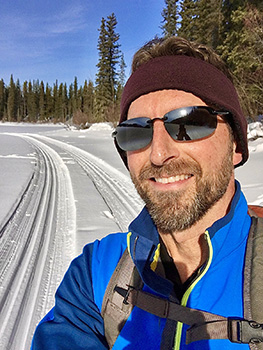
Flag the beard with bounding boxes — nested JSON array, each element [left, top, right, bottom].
[[130, 143, 234, 234]]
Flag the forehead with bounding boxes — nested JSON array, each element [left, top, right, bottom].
[[127, 90, 207, 120]]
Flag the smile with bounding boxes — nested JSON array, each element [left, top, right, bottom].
[[154, 174, 192, 184]]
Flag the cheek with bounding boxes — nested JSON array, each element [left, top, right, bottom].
[[127, 151, 144, 176], [186, 137, 231, 171]]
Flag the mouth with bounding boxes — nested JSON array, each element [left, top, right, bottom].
[[153, 174, 193, 184]]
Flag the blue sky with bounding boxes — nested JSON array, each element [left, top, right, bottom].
[[0, 0, 164, 87]]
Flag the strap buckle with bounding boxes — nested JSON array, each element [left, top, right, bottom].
[[228, 319, 263, 344], [114, 285, 134, 305]]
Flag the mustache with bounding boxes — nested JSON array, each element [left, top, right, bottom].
[[138, 159, 202, 181]]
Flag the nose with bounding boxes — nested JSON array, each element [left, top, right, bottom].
[[150, 120, 180, 166]]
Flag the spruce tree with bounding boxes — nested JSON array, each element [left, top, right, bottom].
[[82, 79, 94, 122], [106, 13, 120, 101], [220, 1, 263, 117], [7, 75, 17, 122], [33, 80, 40, 121], [27, 81, 37, 122], [95, 17, 112, 122], [73, 76, 79, 113], [63, 83, 68, 122], [68, 83, 74, 120], [16, 79, 23, 122], [95, 14, 121, 122], [161, 0, 179, 36], [178, 0, 199, 41], [195, 0, 224, 49], [22, 81, 28, 121], [119, 53, 126, 88], [39, 81, 46, 121], [0, 79, 5, 120], [53, 80, 59, 122], [45, 83, 53, 121], [57, 83, 64, 122]]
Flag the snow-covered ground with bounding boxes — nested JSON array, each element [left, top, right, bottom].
[[0, 121, 262, 350]]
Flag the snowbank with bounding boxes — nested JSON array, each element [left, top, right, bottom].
[[87, 122, 114, 131], [247, 122, 263, 140]]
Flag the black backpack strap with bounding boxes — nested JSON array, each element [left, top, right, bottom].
[[101, 248, 143, 349]]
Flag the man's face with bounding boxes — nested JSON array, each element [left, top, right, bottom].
[[126, 90, 242, 234]]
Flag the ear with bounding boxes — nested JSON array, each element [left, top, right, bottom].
[[233, 141, 243, 166]]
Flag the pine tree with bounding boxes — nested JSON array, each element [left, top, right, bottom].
[[73, 76, 79, 113], [39, 81, 46, 121], [220, 0, 244, 39], [106, 13, 120, 101], [57, 83, 65, 122], [27, 81, 37, 122], [119, 53, 126, 88], [78, 86, 83, 112], [68, 83, 74, 120], [161, 0, 179, 36], [33, 80, 40, 121], [95, 14, 121, 122], [53, 80, 59, 122], [7, 75, 17, 122], [178, 0, 199, 41], [22, 81, 28, 120], [45, 83, 53, 121], [95, 17, 107, 121], [220, 1, 263, 117], [82, 79, 94, 122], [0, 79, 6, 120], [195, 0, 224, 49], [63, 83, 68, 122]]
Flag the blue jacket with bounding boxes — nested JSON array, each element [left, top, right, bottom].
[[32, 181, 252, 349]]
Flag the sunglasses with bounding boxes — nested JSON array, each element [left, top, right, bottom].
[[113, 106, 230, 151]]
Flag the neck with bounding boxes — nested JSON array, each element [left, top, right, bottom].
[[159, 177, 236, 283], [160, 232, 208, 283]]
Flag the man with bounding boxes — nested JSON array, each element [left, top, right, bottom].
[[32, 36, 254, 349]]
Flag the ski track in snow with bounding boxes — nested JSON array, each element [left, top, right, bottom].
[[30, 133, 144, 231], [2, 127, 262, 349], [0, 123, 263, 350], [0, 134, 76, 350], [0, 132, 143, 350]]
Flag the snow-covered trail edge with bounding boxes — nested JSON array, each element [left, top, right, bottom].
[[0, 134, 76, 350], [0, 131, 143, 350], [30, 133, 144, 231]]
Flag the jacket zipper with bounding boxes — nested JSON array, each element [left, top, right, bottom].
[[173, 231, 213, 350]]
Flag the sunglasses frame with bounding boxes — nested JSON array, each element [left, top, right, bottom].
[[113, 106, 230, 152]]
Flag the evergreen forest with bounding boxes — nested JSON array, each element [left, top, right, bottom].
[[0, 1, 262, 126]]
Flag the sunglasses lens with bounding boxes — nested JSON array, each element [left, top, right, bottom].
[[115, 118, 152, 151], [165, 107, 217, 141], [113, 107, 219, 151]]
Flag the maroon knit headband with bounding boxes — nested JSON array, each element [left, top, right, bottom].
[[119, 55, 248, 166]]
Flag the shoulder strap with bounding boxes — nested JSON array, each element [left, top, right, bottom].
[[101, 248, 143, 349], [248, 205, 263, 218], [102, 206, 263, 347], [245, 206, 263, 350]]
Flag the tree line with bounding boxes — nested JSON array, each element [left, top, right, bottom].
[[0, 13, 125, 126], [1, 1, 262, 125], [0, 76, 95, 126], [161, 0, 263, 119]]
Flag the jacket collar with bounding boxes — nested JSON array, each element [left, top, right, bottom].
[[127, 180, 250, 296]]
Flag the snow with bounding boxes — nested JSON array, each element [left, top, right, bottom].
[[0, 120, 262, 248], [247, 121, 263, 140], [0, 120, 262, 349], [235, 122, 263, 205]]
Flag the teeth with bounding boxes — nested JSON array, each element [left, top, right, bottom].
[[155, 174, 191, 184]]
